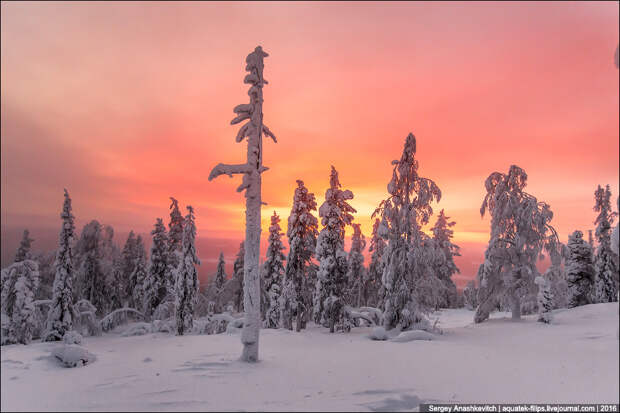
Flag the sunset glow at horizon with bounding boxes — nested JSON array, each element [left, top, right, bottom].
[[1, 1, 618, 287]]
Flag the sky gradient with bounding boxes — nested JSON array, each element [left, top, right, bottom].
[[1, 1, 618, 288]]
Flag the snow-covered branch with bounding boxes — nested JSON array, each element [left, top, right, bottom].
[[208, 163, 252, 181]]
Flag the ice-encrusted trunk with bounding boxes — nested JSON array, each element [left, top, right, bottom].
[[208, 46, 277, 362]]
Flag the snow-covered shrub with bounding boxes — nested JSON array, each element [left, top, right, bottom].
[[391, 330, 434, 342], [100, 308, 145, 332], [463, 280, 478, 310], [121, 322, 153, 337], [369, 326, 389, 341], [63, 331, 83, 345], [75, 299, 101, 337], [151, 319, 175, 334], [52, 344, 96, 368]]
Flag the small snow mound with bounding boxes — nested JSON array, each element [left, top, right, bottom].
[[121, 322, 152, 337], [52, 345, 96, 368], [391, 330, 434, 342], [63, 331, 83, 345], [369, 326, 389, 341]]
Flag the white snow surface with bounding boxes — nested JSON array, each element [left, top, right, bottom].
[[2, 303, 618, 411]]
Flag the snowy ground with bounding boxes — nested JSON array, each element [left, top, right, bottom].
[[1, 303, 618, 411]]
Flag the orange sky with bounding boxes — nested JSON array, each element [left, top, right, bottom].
[[1, 2, 618, 287]]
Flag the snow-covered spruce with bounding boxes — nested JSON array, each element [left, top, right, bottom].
[[366, 219, 386, 308], [118, 231, 137, 307], [174, 206, 201, 335], [143, 218, 169, 319], [314, 166, 356, 333], [43, 189, 78, 342], [130, 236, 148, 313], [463, 280, 478, 310], [230, 242, 245, 313], [74, 220, 109, 316], [566, 230, 596, 308], [1, 260, 40, 345], [431, 209, 460, 308], [167, 197, 185, 296], [207, 252, 227, 313], [592, 185, 618, 303], [474, 165, 559, 323], [262, 211, 286, 328], [282, 180, 318, 331], [14, 229, 34, 263], [208, 46, 277, 362], [535, 275, 554, 323], [373, 133, 441, 330], [347, 223, 367, 308]]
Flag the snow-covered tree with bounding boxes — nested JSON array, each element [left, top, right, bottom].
[[281, 180, 318, 331], [262, 212, 286, 328], [230, 242, 245, 312], [592, 185, 618, 303], [566, 230, 595, 308], [1, 260, 40, 345], [43, 189, 78, 342], [175, 206, 201, 335], [366, 219, 386, 308], [431, 210, 460, 308], [119, 231, 137, 306], [14, 230, 34, 263], [131, 235, 148, 312], [314, 166, 356, 333], [208, 46, 276, 362], [535, 275, 553, 324], [347, 223, 366, 308], [373, 133, 442, 330], [143, 218, 169, 318], [208, 252, 227, 313], [75, 220, 108, 316], [463, 280, 478, 310], [474, 165, 559, 323], [167, 197, 185, 293]]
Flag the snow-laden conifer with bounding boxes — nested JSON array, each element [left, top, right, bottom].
[[463, 280, 478, 310], [167, 197, 185, 295], [120, 231, 137, 306], [231, 242, 245, 312], [131, 235, 148, 312], [43, 189, 78, 342], [347, 223, 366, 308], [210, 252, 227, 313], [75, 220, 108, 316], [373, 133, 441, 330], [14, 230, 34, 263], [314, 166, 356, 333], [592, 185, 618, 303], [208, 46, 276, 362], [431, 210, 460, 308], [535, 275, 553, 323], [366, 219, 386, 308], [262, 212, 286, 328], [474, 165, 559, 323], [281, 180, 318, 331], [175, 206, 200, 335], [566, 230, 595, 308], [143, 218, 169, 318], [1, 260, 39, 345]]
